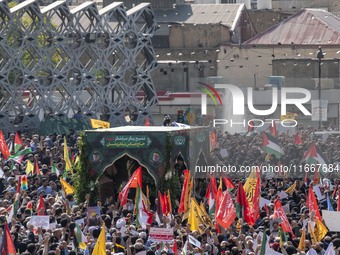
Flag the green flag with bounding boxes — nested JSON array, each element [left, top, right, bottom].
[[259, 229, 267, 255], [52, 161, 59, 176], [8, 148, 32, 159]]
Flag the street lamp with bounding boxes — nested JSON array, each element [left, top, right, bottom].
[[317, 46, 324, 130]]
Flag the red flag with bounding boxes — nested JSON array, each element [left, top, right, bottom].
[[16, 176, 21, 194], [304, 171, 308, 187], [210, 131, 218, 150], [273, 199, 294, 237], [130, 167, 142, 188], [248, 120, 254, 132], [252, 177, 261, 222], [37, 194, 45, 216], [2, 222, 16, 255], [338, 195, 340, 211], [216, 189, 236, 229], [72, 152, 75, 164], [205, 173, 218, 200], [145, 116, 149, 126], [35, 160, 40, 175], [264, 204, 270, 218], [313, 164, 320, 185], [173, 240, 178, 255], [119, 168, 141, 207], [178, 170, 189, 214], [214, 222, 221, 234], [236, 181, 255, 226], [163, 192, 169, 215], [307, 186, 322, 221], [157, 191, 163, 223], [221, 173, 235, 189], [0, 131, 10, 160], [333, 184, 338, 199], [215, 187, 223, 216], [158, 191, 166, 215], [294, 132, 302, 145], [269, 121, 277, 136]]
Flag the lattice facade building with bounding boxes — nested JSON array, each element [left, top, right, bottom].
[[0, 0, 158, 134]]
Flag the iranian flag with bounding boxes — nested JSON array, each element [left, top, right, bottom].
[[303, 143, 329, 173], [135, 184, 153, 229], [262, 132, 283, 159], [51, 161, 59, 176], [14, 132, 23, 154], [2, 222, 16, 255]]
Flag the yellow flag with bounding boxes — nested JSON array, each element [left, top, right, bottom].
[[184, 172, 192, 212], [314, 218, 328, 242], [244, 170, 257, 206], [188, 198, 211, 233], [298, 228, 305, 252], [91, 119, 110, 129], [167, 190, 172, 215], [265, 153, 271, 161], [280, 112, 298, 121], [74, 156, 79, 166], [26, 160, 34, 175], [92, 224, 106, 255], [60, 177, 74, 195], [308, 222, 317, 245], [64, 137, 73, 173], [200, 201, 214, 228], [218, 178, 223, 191], [285, 182, 297, 195]]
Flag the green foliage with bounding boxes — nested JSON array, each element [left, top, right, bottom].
[[158, 133, 181, 209], [73, 133, 98, 205]]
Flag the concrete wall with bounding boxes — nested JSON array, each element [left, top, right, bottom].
[[248, 9, 295, 34], [272, 59, 340, 89], [169, 24, 230, 48], [217, 45, 340, 88], [272, 0, 340, 12], [152, 48, 218, 91]]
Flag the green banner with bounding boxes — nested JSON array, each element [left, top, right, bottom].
[[105, 135, 152, 148]]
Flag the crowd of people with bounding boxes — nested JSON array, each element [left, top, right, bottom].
[[0, 124, 340, 255]]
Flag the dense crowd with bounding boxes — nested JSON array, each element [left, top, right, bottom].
[[1, 124, 340, 255]]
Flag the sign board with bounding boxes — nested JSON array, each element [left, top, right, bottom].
[[322, 210, 340, 232], [87, 206, 101, 218], [149, 227, 173, 243], [188, 235, 201, 247], [105, 135, 151, 148], [29, 216, 50, 229], [312, 100, 328, 121], [260, 197, 271, 208]]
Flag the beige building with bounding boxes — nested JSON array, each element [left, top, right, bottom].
[[218, 8, 340, 88]]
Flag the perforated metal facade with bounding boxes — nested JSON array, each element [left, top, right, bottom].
[[0, 0, 158, 133]]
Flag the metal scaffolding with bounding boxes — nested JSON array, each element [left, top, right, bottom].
[[0, 0, 158, 133]]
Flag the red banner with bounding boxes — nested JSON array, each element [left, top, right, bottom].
[[216, 189, 236, 229], [0, 131, 10, 160], [273, 199, 294, 237], [307, 186, 322, 221]]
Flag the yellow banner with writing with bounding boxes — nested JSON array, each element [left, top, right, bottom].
[[91, 119, 110, 129]]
